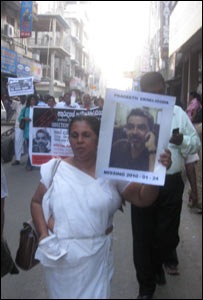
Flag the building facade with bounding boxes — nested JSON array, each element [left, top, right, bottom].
[[168, 1, 202, 108], [1, 1, 101, 100], [29, 13, 71, 98], [148, 1, 202, 108], [1, 1, 42, 96], [35, 1, 99, 100]]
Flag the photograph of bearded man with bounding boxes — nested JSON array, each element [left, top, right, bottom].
[[109, 108, 158, 172]]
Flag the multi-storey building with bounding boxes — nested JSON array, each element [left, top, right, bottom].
[[168, 1, 202, 108], [29, 13, 71, 97], [148, 1, 202, 108], [63, 1, 91, 99], [1, 1, 42, 96], [35, 1, 94, 100], [2, 1, 102, 100]]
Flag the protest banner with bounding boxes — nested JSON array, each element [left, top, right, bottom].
[[8, 76, 34, 96], [96, 88, 175, 186], [30, 107, 102, 166]]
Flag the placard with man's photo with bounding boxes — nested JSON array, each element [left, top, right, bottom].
[[96, 88, 175, 185], [29, 106, 103, 166]]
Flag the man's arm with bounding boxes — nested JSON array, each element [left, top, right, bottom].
[[171, 107, 201, 156], [122, 182, 159, 207], [121, 149, 171, 206]]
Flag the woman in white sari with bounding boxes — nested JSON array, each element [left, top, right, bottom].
[[31, 116, 171, 299]]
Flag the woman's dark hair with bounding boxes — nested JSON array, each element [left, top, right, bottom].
[[190, 91, 201, 103], [26, 94, 38, 107], [68, 116, 100, 137]]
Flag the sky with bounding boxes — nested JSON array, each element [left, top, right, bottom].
[[88, 1, 150, 79], [37, 1, 150, 86]]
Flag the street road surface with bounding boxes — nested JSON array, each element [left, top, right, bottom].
[[1, 157, 202, 299]]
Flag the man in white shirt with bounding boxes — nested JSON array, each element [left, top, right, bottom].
[[37, 94, 49, 107], [131, 72, 201, 299], [55, 92, 80, 109], [11, 96, 26, 166]]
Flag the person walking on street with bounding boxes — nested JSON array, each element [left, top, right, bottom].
[[82, 93, 93, 110], [47, 95, 56, 108], [1, 163, 8, 237], [185, 92, 202, 212], [55, 92, 80, 109], [18, 94, 38, 171], [11, 96, 26, 166], [186, 91, 202, 123], [31, 115, 171, 299], [1, 162, 19, 276], [131, 72, 201, 299]]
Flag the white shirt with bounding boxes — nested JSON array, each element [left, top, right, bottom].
[[55, 101, 81, 109], [185, 153, 199, 164], [167, 105, 201, 174], [37, 101, 49, 107], [15, 102, 26, 128]]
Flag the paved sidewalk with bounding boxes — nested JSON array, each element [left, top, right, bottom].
[[110, 179, 202, 299], [1, 159, 202, 299]]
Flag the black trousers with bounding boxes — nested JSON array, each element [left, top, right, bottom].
[[131, 173, 184, 295]]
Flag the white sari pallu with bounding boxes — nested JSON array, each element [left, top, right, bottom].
[[35, 159, 127, 299]]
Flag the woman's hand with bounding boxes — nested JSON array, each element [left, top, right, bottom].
[[159, 148, 172, 169], [122, 149, 172, 207], [24, 117, 30, 121], [38, 234, 49, 243]]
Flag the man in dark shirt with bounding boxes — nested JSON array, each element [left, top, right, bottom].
[[109, 108, 157, 171]]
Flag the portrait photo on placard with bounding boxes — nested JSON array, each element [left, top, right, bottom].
[[96, 88, 175, 186], [109, 103, 162, 172]]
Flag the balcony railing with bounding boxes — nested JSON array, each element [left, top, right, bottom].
[[28, 37, 70, 54]]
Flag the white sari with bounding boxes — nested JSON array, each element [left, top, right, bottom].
[[35, 159, 127, 299]]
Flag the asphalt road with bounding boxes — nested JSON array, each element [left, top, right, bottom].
[[1, 157, 202, 299]]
